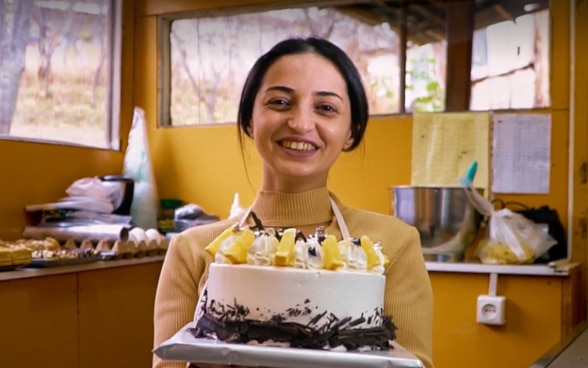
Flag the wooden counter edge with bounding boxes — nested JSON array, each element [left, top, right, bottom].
[[426, 260, 580, 276], [0, 255, 165, 282]]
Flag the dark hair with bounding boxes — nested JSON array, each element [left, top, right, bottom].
[[237, 37, 369, 152]]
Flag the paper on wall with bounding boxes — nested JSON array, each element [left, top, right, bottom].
[[411, 112, 490, 189], [491, 113, 551, 194]]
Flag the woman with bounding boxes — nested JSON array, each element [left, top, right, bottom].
[[153, 37, 434, 368]]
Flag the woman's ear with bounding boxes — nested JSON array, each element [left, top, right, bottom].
[[246, 124, 254, 137], [342, 131, 354, 151]]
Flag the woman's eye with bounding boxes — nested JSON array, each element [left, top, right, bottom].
[[269, 98, 289, 107], [317, 104, 336, 113]]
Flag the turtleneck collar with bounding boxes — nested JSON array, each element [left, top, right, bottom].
[[247, 187, 333, 228]]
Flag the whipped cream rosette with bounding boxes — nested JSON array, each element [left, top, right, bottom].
[[205, 223, 389, 274]]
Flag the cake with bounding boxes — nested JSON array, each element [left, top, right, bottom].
[[190, 223, 396, 351]]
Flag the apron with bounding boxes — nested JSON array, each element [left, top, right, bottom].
[[193, 196, 350, 321]]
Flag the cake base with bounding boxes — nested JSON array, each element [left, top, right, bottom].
[[192, 263, 395, 351]]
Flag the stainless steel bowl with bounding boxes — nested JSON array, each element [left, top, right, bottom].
[[391, 186, 483, 257]]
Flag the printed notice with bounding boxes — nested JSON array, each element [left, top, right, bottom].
[[491, 113, 551, 194]]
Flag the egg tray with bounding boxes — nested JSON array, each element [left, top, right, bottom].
[[27, 255, 102, 268]]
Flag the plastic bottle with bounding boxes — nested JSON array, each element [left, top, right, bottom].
[[123, 107, 159, 230]]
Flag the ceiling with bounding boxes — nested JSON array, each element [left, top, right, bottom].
[[334, 0, 551, 44]]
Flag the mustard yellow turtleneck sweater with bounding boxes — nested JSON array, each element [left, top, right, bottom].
[[153, 188, 434, 368]]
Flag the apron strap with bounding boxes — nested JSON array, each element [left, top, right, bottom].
[[237, 196, 350, 238], [330, 197, 351, 240]]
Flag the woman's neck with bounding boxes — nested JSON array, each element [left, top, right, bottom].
[[261, 171, 328, 193], [248, 187, 333, 228]]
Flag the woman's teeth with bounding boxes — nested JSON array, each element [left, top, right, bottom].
[[281, 141, 315, 151]]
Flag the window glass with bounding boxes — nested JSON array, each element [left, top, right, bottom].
[[470, 8, 550, 110], [0, 0, 121, 149], [165, 7, 399, 126], [160, 0, 551, 126]]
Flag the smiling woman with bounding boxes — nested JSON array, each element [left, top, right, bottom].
[[0, 0, 122, 149]]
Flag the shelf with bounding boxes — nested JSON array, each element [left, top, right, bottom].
[[426, 260, 578, 276]]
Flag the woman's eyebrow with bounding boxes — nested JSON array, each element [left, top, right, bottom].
[[265, 85, 294, 94], [265, 85, 342, 101], [314, 91, 343, 101]]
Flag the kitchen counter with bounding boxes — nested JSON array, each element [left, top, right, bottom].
[[425, 260, 578, 276], [0, 255, 165, 282], [1, 255, 577, 281]]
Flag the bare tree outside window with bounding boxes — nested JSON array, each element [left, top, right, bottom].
[[160, 1, 551, 126], [0, 0, 121, 149], [166, 7, 399, 126]]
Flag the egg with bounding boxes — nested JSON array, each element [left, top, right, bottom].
[[145, 228, 163, 245], [129, 227, 148, 245]]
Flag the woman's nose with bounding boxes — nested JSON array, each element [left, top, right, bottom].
[[287, 107, 314, 132]]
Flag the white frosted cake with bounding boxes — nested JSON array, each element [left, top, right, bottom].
[[191, 225, 395, 351]]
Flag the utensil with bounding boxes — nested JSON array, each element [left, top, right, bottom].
[[390, 186, 483, 259]]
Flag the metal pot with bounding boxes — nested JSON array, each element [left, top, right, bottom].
[[391, 186, 483, 258]]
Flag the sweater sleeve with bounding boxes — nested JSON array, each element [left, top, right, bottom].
[[153, 234, 204, 368], [384, 227, 434, 368]]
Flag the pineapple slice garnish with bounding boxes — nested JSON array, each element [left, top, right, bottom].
[[222, 229, 255, 264], [274, 228, 297, 266], [360, 235, 389, 270], [204, 225, 238, 256], [322, 235, 344, 271]]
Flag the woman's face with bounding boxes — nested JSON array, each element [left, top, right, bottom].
[[250, 52, 353, 192]]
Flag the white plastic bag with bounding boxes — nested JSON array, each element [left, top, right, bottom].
[[123, 107, 159, 229], [464, 186, 557, 264], [66, 177, 119, 201]]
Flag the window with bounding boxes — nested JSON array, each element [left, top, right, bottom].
[[158, 0, 551, 126], [470, 9, 551, 110], [0, 0, 121, 149], [160, 7, 399, 126]]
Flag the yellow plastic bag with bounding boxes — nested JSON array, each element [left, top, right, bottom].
[[478, 208, 554, 264], [464, 187, 557, 265]]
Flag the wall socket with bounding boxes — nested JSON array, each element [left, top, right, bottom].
[[476, 295, 506, 325]]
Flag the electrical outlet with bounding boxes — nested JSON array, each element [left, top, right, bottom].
[[476, 295, 506, 325]]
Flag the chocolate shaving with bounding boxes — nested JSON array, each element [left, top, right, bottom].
[[191, 301, 396, 351], [349, 316, 366, 327], [250, 211, 265, 231]]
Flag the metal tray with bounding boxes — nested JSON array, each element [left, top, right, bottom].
[[100, 251, 117, 260], [154, 322, 424, 368], [26, 255, 102, 268], [0, 264, 28, 272]]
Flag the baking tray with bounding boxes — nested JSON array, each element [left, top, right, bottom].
[[0, 264, 28, 272], [26, 255, 102, 268], [154, 322, 424, 368]]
